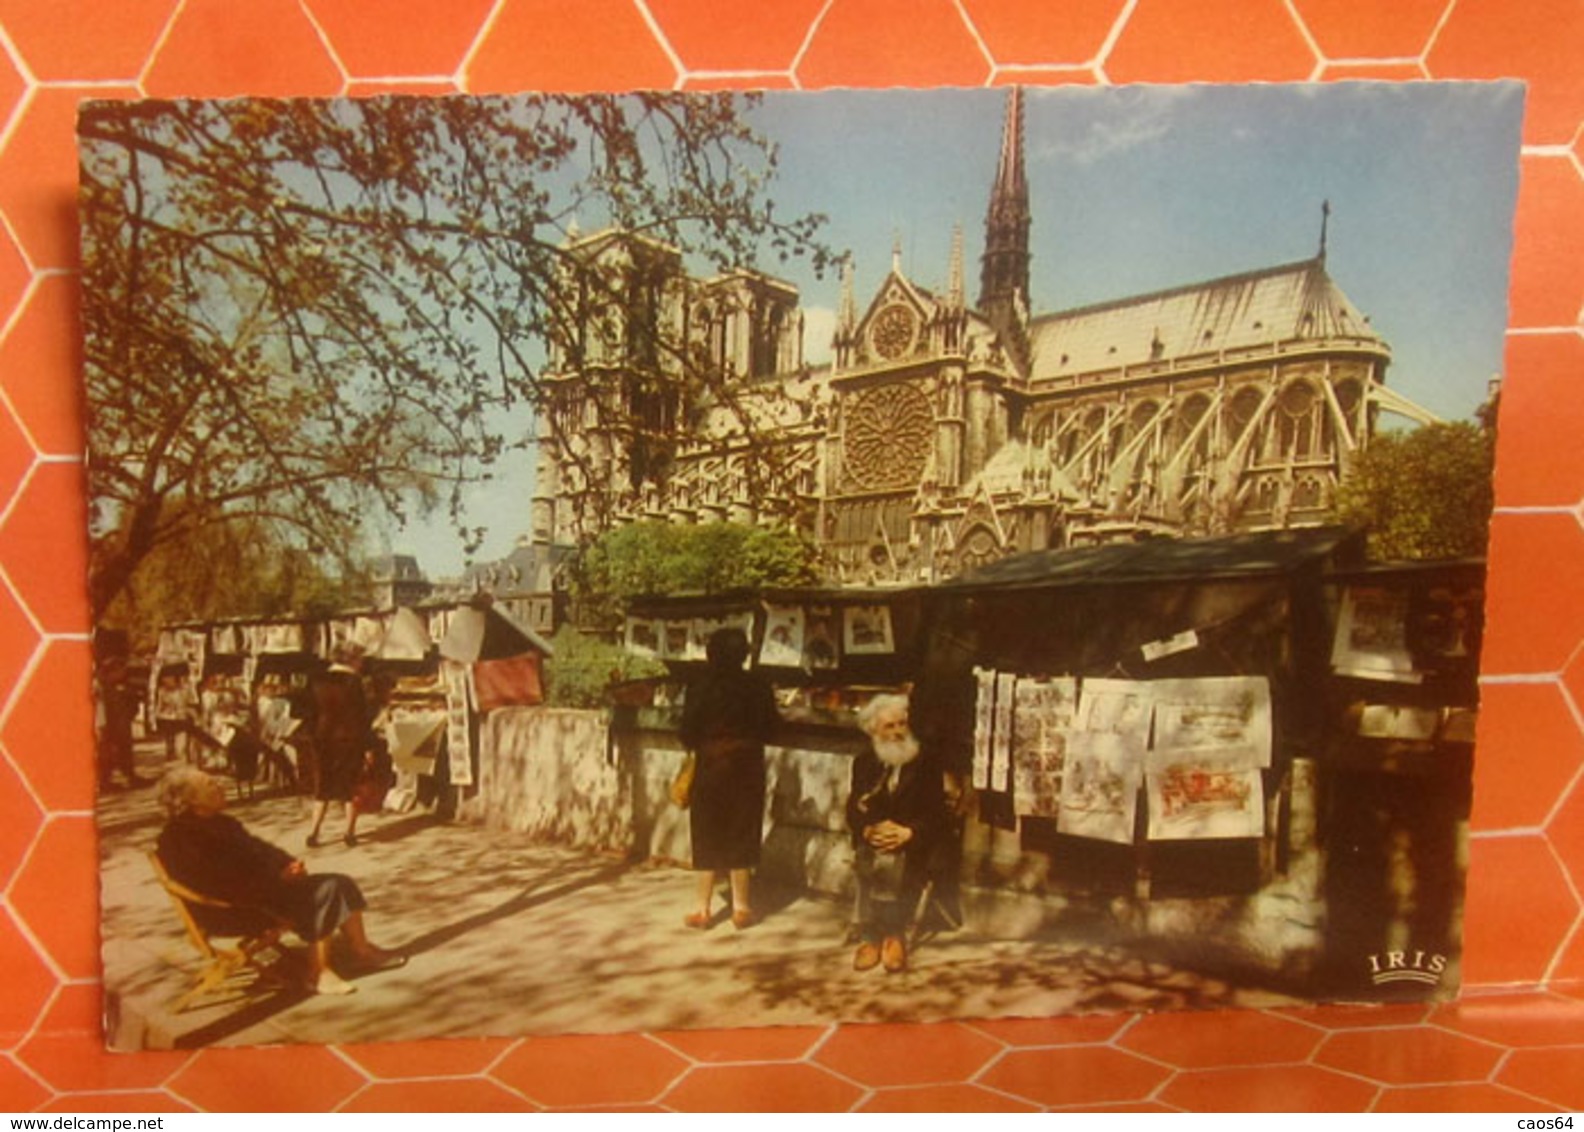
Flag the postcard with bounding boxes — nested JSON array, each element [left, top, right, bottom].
[[80, 82, 1517, 1049]]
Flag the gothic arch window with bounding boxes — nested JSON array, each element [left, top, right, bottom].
[[752, 302, 784, 378], [1227, 386, 1266, 458], [1292, 474, 1326, 511], [1277, 380, 1327, 460], [1076, 406, 1109, 487], [1031, 412, 1055, 450], [1124, 400, 1160, 504], [957, 524, 1002, 572], [1055, 412, 1082, 467], [1335, 379, 1361, 417], [1333, 378, 1362, 444], [1170, 394, 1213, 501], [1252, 477, 1278, 516]]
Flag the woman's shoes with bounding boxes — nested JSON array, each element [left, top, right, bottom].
[[306, 833, 321, 849], [683, 911, 712, 930], [355, 948, 408, 973], [312, 970, 357, 996], [853, 941, 881, 971], [343, 831, 358, 847], [730, 909, 757, 931]]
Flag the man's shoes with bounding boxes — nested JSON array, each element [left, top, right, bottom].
[[853, 941, 881, 971], [306, 834, 321, 849], [683, 911, 712, 930], [343, 832, 358, 847], [731, 909, 757, 931], [881, 936, 907, 973]]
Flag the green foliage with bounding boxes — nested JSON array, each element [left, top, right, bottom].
[[573, 520, 821, 618], [102, 510, 372, 651], [542, 625, 664, 708], [1332, 421, 1495, 561], [78, 94, 829, 625]]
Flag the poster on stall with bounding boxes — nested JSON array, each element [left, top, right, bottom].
[[758, 605, 805, 668], [689, 611, 756, 663], [441, 659, 474, 787], [1058, 730, 1142, 844], [842, 603, 895, 655], [257, 621, 306, 654], [1012, 677, 1078, 818], [1075, 678, 1153, 740], [1150, 676, 1273, 769], [1332, 586, 1421, 683], [972, 666, 997, 790], [1147, 761, 1264, 840], [1358, 703, 1441, 741], [804, 606, 840, 670], [211, 622, 244, 655], [991, 671, 1016, 792], [353, 613, 389, 655]]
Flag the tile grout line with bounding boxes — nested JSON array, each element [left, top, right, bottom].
[[133, 0, 191, 95]]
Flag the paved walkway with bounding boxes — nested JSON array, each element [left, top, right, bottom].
[[99, 741, 1299, 1051]]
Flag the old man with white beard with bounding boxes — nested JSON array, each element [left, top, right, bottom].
[[846, 692, 945, 973]]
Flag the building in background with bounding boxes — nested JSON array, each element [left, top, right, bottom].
[[533, 89, 1439, 585]]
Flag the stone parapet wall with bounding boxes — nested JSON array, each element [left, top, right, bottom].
[[463, 707, 862, 895], [461, 706, 631, 854], [461, 706, 1326, 984], [623, 725, 859, 897]]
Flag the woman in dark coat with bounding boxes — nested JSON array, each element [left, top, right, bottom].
[[305, 643, 376, 848], [155, 766, 404, 995], [679, 627, 779, 929]]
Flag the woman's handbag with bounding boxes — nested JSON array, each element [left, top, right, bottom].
[[670, 752, 696, 808]]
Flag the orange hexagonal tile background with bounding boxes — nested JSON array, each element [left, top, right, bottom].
[[0, 0, 1579, 1112]]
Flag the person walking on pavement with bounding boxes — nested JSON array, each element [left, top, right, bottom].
[[304, 642, 378, 848], [679, 626, 780, 930]]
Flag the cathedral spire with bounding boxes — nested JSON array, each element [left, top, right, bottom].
[[980, 87, 1032, 372], [1318, 199, 1331, 263]]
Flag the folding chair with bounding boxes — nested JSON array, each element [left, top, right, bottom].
[[147, 852, 287, 1013]]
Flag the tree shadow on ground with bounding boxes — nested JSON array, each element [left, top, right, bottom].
[[170, 856, 636, 1047]]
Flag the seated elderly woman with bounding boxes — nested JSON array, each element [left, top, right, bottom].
[[155, 765, 404, 995], [847, 692, 945, 973]]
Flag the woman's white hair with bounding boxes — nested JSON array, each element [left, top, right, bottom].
[[856, 692, 910, 736], [157, 764, 211, 818]]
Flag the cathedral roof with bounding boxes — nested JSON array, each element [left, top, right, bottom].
[[1025, 257, 1384, 383]]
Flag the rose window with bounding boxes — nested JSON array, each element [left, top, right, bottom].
[[842, 383, 934, 491]]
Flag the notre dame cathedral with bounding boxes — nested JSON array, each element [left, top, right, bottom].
[[530, 89, 1438, 585]]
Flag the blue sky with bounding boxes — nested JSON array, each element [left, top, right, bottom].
[[394, 82, 1524, 577]]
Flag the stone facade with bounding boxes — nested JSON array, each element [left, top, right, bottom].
[[535, 90, 1437, 585]]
